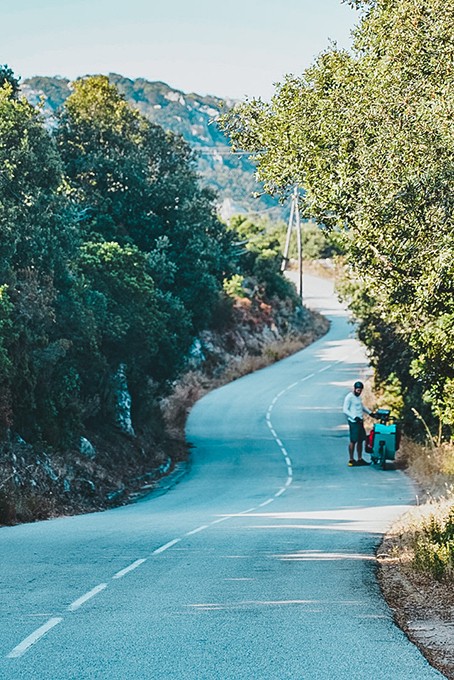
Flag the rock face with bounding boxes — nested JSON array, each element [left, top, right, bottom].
[[79, 437, 96, 459], [112, 364, 135, 437], [20, 74, 282, 219], [187, 296, 320, 377]]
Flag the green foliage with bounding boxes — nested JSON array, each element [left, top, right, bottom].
[[0, 68, 289, 450], [74, 240, 192, 382], [6, 270, 76, 443], [0, 83, 76, 278], [56, 75, 234, 331], [228, 215, 299, 302], [0, 285, 13, 373], [0, 285, 14, 431], [413, 508, 454, 581], [0, 69, 244, 448], [223, 274, 246, 298], [282, 219, 344, 261], [0, 73, 81, 443], [0, 65, 20, 96], [375, 373, 405, 420], [301, 222, 343, 259], [222, 0, 454, 439]]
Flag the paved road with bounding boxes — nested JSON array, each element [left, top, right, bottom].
[[0, 275, 445, 679]]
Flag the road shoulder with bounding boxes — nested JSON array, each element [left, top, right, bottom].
[[378, 516, 454, 679]]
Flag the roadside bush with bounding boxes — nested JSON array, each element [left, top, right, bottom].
[[227, 215, 302, 304], [412, 508, 454, 581], [223, 274, 246, 298], [301, 222, 343, 260]]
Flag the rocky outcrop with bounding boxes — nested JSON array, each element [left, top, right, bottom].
[[79, 437, 96, 459], [188, 296, 320, 377], [111, 364, 135, 437]]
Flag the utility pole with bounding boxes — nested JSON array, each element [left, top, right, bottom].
[[281, 185, 302, 299]]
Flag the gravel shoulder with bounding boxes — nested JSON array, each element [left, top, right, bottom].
[[378, 506, 454, 679]]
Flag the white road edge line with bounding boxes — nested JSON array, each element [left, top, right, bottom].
[[6, 617, 63, 659], [112, 558, 147, 580], [68, 583, 107, 611], [153, 538, 181, 554]]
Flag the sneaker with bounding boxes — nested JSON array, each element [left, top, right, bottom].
[[348, 460, 357, 467], [357, 458, 370, 466]]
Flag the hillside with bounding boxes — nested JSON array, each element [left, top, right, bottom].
[[21, 74, 281, 219]]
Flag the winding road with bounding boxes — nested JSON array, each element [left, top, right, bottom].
[[0, 274, 445, 679]]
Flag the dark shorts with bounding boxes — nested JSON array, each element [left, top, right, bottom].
[[348, 420, 366, 443]]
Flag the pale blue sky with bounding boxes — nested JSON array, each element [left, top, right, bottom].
[[3, 0, 358, 100]]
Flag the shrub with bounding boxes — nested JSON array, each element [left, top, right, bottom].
[[412, 507, 454, 581]]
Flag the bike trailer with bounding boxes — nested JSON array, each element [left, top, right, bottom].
[[365, 409, 401, 468]]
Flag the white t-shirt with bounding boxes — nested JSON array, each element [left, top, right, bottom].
[[343, 392, 371, 422]]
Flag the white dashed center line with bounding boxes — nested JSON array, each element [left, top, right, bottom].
[[68, 583, 107, 612], [7, 617, 63, 658], [152, 538, 181, 554], [112, 559, 147, 580], [185, 525, 209, 536], [259, 499, 275, 507], [7, 363, 346, 661]]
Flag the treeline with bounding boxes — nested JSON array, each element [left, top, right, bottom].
[[222, 0, 454, 440], [21, 73, 282, 217], [0, 68, 297, 449]]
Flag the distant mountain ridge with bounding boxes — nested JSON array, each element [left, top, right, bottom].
[[21, 74, 281, 219]]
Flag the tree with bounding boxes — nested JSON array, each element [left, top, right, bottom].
[[228, 215, 299, 301], [0, 81, 76, 278], [221, 0, 454, 436], [56, 76, 234, 331], [0, 64, 19, 96], [0, 73, 82, 443], [73, 241, 192, 383]]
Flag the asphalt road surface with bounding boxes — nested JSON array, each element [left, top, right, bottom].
[[0, 274, 445, 679]]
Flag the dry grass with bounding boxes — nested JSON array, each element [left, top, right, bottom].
[[402, 438, 454, 501], [385, 438, 454, 578], [219, 336, 318, 384], [160, 371, 209, 441], [299, 258, 336, 279], [378, 437, 454, 678]]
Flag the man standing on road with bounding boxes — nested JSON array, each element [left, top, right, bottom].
[[343, 381, 373, 467]]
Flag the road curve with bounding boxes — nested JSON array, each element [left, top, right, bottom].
[[0, 274, 444, 679]]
